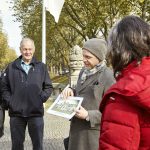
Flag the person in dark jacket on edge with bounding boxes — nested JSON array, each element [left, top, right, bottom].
[[1, 37, 53, 150], [0, 73, 4, 138]]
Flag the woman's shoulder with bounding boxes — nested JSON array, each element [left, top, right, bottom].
[[101, 66, 115, 83]]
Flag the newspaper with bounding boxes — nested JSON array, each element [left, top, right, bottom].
[[47, 95, 83, 119]]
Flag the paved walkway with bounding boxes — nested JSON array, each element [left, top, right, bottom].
[[0, 110, 70, 150]]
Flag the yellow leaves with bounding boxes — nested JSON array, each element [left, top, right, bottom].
[[0, 32, 17, 70], [139, 0, 145, 3]]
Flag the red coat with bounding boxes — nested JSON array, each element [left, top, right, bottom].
[[99, 57, 150, 150]]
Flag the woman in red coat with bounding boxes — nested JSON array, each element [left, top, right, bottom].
[[99, 16, 150, 149]]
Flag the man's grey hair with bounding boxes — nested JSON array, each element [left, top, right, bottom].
[[20, 37, 35, 50]]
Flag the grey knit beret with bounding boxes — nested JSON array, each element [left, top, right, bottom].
[[82, 38, 107, 61]]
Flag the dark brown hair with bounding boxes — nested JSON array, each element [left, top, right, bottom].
[[108, 15, 150, 76]]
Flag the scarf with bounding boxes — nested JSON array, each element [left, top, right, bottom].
[[80, 60, 106, 84]]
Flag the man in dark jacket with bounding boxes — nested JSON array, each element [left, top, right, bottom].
[[1, 37, 53, 150]]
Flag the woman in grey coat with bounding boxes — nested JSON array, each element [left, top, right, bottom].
[[62, 38, 115, 150]]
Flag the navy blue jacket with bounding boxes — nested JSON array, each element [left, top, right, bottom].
[[1, 56, 53, 117]]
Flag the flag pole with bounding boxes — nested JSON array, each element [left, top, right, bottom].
[[42, 0, 46, 64], [43, 0, 65, 64]]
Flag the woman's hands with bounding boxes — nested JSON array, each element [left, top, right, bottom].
[[75, 106, 88, 120], [61, 87, 74, 99], [61, 88, 88, 120]]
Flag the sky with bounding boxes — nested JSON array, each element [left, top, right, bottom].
[[0, 0, 22, 56]]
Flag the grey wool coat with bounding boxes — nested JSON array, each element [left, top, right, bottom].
[[68, 66, 115, 150]]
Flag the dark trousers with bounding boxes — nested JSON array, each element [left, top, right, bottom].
[[10, 116, 44, 150]]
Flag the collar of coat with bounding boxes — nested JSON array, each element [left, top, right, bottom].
[[14, 56, 41, 68], [100, 56, 150, 112]]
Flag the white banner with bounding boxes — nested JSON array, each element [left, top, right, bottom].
[[45, 0, 65, 23]]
